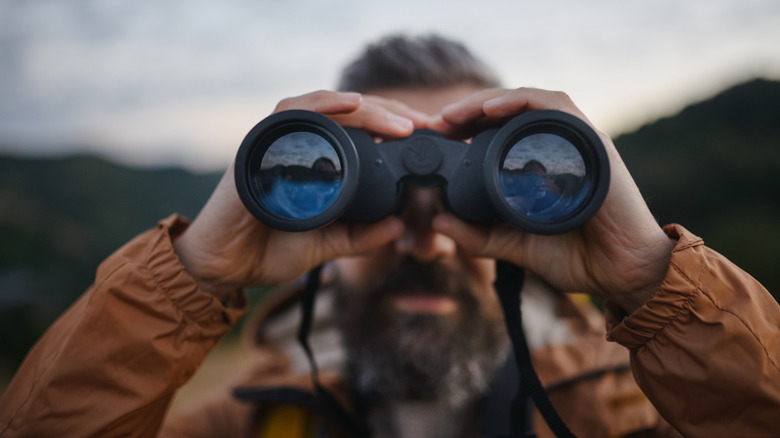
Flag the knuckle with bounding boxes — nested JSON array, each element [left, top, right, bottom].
[[274, 90, 337, 113], [513, 86, 534, 94], [551, 90, 573, 104], [274, 97, 295, 112]]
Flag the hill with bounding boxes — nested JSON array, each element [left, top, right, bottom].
[[0, 155, 221, 381], [615, 78, 780, 301]]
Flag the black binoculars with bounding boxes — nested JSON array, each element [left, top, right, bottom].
[[234, 109, 609, 235]]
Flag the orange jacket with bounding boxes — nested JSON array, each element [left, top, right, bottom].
[[1, 215, 778, 437]]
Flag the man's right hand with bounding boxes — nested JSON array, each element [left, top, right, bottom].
[[172, 90, 427, 301]]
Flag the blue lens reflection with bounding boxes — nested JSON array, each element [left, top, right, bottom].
[[500, 134, 588, 222], [262, 178, 343, 219], [256, 132, 343, 220]]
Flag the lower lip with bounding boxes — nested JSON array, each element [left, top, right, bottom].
[[392, 294, 458, 314]]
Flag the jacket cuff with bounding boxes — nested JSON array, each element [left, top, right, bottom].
[[605, 224, 704, 349], [145, 214, 247, 328]]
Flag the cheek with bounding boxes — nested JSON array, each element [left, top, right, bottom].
[[333, 258, 365, 290], [460, 257, 496, 290]]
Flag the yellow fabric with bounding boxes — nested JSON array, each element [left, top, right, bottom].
[[257, 405, 320, 438]]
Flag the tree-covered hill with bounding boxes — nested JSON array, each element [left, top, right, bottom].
[[615, 78, 780, 302], [0, 155, 221, 381]]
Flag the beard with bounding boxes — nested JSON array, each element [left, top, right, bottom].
[[334, 257, 508, 408]]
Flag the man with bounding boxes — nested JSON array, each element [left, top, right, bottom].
[[1, 34, 778, 437]]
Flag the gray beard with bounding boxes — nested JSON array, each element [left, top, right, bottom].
[[334, 258, 508, 409]]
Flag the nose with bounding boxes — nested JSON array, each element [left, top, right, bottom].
[[394, 187, 457, 262]]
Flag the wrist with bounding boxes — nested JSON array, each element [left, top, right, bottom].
[[612, 230, 677, 315], [171, 225, 242, 303]]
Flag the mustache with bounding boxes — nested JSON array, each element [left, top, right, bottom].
[[373, 257, 470, 300]]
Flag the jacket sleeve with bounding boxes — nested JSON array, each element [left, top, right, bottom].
[[606, 224, 780, 437], [0, 215, 247, 438]]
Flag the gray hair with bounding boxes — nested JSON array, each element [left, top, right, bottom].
[[337, 34, 501, 93]]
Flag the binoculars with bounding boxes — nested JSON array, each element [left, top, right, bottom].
[[234, 109, 609, 235]]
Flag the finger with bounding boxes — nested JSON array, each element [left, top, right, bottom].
[[350, 216, 406, 254], [428, 116, 486, 139], [438, 88, 509, 125], [318, 216, 405, 260], [330, 102, 415, 137], [430, 112, 520, 139], [482, 88, 591, 123], [429, 88, 512, 138], [432, 213, 527, 265], [362, 96, 431, 129], [274, 90, 362, 114]]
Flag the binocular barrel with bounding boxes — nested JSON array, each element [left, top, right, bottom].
[[235, 109, 609, 235]]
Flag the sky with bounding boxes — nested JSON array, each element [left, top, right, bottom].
[[1, 0, 779, 171]]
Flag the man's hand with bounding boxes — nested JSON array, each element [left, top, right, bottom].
[[172, 91, 428, 301], [429, 88, 676, 314]]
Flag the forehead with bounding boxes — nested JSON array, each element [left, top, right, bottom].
[[367, 84, 487, 115]]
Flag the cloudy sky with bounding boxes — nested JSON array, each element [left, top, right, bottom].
[[1, 0, 779, 171]]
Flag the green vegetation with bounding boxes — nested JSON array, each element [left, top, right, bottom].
[[616, 78, 780, 301], [0, 156, 220, 383], [1, 78, 778, 386]]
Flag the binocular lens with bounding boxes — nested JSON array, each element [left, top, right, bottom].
[[499, 133, 588, 223], [254, 132, 344, 220]]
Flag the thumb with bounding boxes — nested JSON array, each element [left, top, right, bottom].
[[318, 216, 405, 260], [433, 213, 528, 265]]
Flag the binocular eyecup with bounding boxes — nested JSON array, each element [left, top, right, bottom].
[[235, 109, 609, 235]]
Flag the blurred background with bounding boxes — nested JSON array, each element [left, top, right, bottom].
[[1, 0, 779, 398]]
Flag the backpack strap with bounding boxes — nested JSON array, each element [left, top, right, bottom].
[[297, 265, 371, 437], [494, 261, 575, 438]]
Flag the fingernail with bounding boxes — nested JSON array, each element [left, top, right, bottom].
[[484, 97, 512, 116], [391, 114, 414, 132], [441, 102, 458, 115], [339, 91, 362, 103], [483, 97, 503, 108]]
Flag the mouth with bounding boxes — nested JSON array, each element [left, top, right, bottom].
[[365, 257, 470, 317]]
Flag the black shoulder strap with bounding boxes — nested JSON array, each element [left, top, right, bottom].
[[494, 261, 576, 438], [297, 264, 372, 437], [235, 265, 370, 437], [482, 347, 527, 438]]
